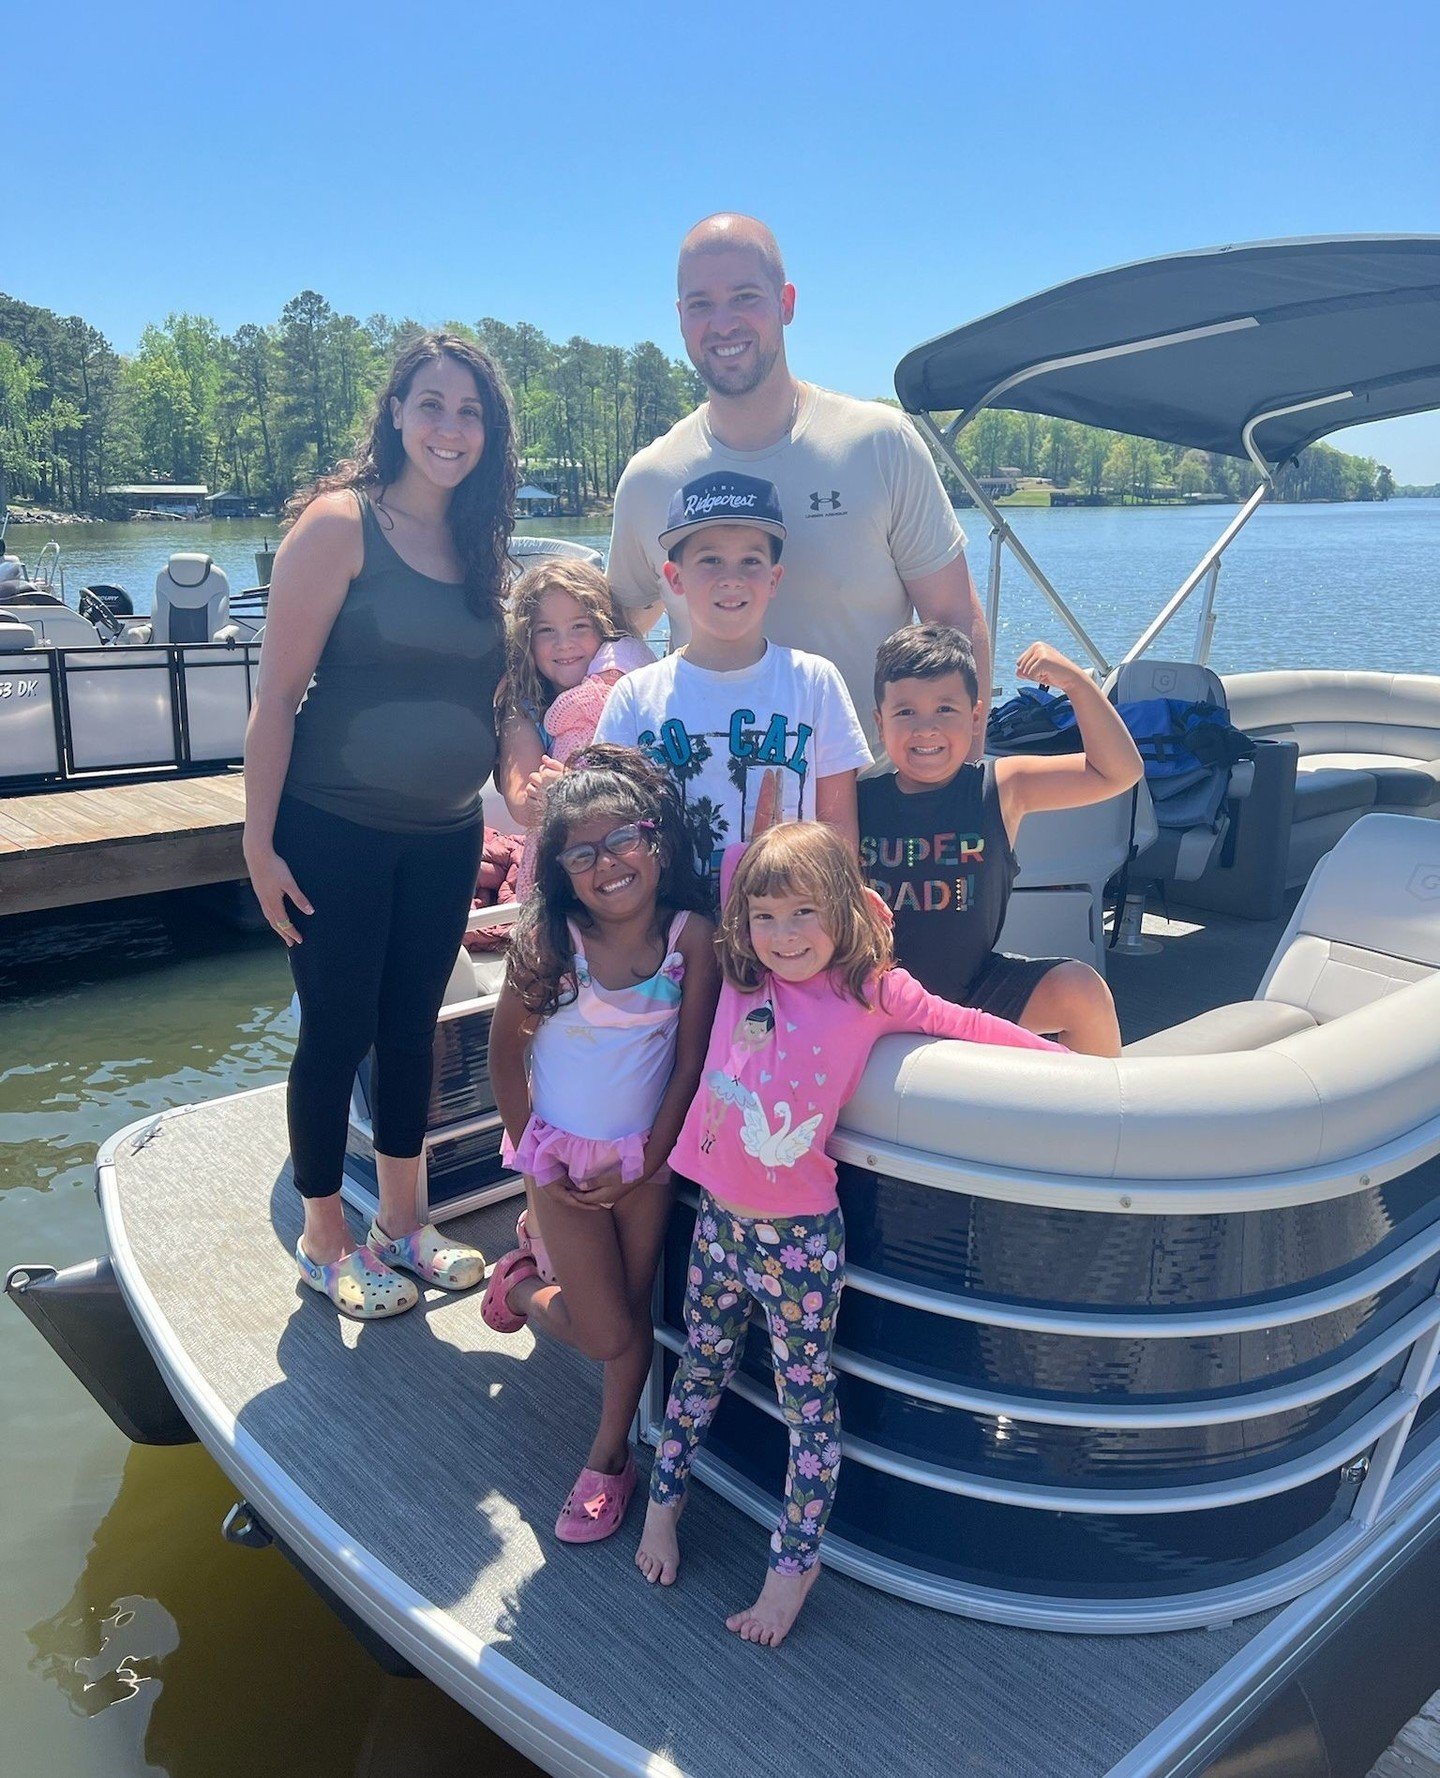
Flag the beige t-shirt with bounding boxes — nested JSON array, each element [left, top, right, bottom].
[[606, 385, 966, 740]]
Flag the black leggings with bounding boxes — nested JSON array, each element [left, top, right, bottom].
[[274, 796, 483, 1200]]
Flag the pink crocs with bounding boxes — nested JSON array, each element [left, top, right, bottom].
[[515, 1207, 556, 1285], [480, 1246, 539, 1334], [555, 1457, 638, 1544]]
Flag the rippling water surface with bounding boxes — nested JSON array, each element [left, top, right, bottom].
[[2, 499, 1438, 1775]]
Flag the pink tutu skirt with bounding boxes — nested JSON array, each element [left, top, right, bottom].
[[503, 1114, 650, 1188]]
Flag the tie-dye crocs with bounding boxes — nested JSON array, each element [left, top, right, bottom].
[[555, 1456, 638, 1543], [295, 1241, 419, 1319], [366, 1220, 485, 1291]]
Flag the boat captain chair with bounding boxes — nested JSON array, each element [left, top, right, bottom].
[[137, 554, 239, 645], [1108, 658, 1255, 886]]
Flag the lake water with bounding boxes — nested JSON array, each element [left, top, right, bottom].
[[2, 498, 1438, 1777]]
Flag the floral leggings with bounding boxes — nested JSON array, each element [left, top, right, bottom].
[[649, 1191, 845, 1574]]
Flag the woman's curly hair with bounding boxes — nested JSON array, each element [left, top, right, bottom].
[[285, 330, 518, 623], [717, 821, 892, 1008], [506, 743, 710, 1018]]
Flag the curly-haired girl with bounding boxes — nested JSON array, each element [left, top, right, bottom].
[[497, 560, 653, 895], [485, 745, 719, 1543]]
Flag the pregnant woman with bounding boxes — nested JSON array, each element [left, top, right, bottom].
[[243, 332, 517, 1318]]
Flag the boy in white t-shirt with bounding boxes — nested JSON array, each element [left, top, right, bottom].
[[595, 472, 871, 885]]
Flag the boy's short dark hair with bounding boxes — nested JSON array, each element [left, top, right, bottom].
[[666, 527, 783, 568], [874, 623, 979, 708]]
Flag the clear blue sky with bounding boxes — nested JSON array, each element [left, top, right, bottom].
[[10, 0, 1440, 477]]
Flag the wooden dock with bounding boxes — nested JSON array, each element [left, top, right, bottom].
[[1372, 1689, 1440, 1776], [0, 772, 248, 917]]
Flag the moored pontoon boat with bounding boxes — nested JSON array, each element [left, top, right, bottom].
[[9, 235, 1440, 1777], [0, 536, 602, 793]]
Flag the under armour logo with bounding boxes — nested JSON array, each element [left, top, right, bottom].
[[810, 490, 842, 513]]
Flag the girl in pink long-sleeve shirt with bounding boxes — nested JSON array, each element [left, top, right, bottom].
[[636, 822, 1062, 1646]]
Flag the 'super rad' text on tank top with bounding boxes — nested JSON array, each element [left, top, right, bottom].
[[858, 761, 1018, 1003]]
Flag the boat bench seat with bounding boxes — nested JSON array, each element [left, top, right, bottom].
[[1123, 999, 1317, 1057], [1299, 753, 1440, 809], [0, 614, 37, 651], [1290, 763, 1379, 820], [1126, 812, 1440, 1057], [1222, 672, 1440, 889]]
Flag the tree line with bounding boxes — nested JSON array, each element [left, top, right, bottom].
[[0, 291, 704, 516], [939, 405, 1394, 504], [0, 287, 1392, 516]]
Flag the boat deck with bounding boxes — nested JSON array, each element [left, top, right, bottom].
[[0, 770, 246, 916], [1108, 891, 1296, 1041], [103, 1084, 1285, 1778]]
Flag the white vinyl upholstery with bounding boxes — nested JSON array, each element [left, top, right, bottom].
[[1003, 787, 1150, 972], [841, 815, 1440, 1182], [441, 948, 478, 1006], [1226, 671, 1440, 811], [143, 555, 236, 646], [1218, 671, 1440, 890], [0, 616, 36, 651], [1109, 659, 1226, 709], [849, 970, 1440, 1180], [1123, 1000, 1317, 1056], [1259, 811, 1440, 1017]]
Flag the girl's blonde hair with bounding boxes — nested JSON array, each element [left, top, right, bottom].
[[717, 822, 892, 1007], [504, 559, 630, 719]]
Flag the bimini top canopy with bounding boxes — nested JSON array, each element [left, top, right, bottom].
[[895, 235, 1440, 469]]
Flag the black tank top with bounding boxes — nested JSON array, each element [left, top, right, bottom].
[[284, 493, 504, 833], [857, 762, 1016, 1002]]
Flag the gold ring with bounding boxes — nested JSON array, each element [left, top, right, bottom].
[[277, 919, 295, 932]]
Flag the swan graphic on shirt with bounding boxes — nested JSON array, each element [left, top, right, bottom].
[[738, 1091, 824, 1171], [671, 969, 1064, 1218]]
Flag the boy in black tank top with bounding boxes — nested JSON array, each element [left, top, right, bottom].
[[857, 625, 1142, 1056]]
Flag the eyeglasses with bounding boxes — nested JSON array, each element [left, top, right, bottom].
[[556, 821, 656, 877]]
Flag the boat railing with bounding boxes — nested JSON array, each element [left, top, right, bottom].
[[228, 586, 269, 627], [0, 639, 261, 789], [32, 538, 64, 600]]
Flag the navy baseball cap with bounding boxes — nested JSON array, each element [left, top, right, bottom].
[[658, 472, 787, 555]]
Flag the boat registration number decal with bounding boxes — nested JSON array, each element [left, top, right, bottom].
[[0, 679, 42, 699]]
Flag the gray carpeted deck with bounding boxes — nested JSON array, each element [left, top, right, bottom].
[[108, 1085, 1271, 1778], [1108, 893, 1298, 1042]]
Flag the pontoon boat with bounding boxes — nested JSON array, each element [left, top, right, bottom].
[[10, 235, 1440, 1778]]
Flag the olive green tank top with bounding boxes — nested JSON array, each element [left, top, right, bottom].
[[284, 492, 504, 833]]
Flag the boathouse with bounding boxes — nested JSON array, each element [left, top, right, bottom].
[[206, 490, 267, 519], [104, 484, 209, 518]]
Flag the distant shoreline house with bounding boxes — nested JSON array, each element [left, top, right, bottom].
[[103, 484, 209, 518]]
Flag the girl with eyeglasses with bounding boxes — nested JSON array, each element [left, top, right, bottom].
[[485, 744, 719, 1544]]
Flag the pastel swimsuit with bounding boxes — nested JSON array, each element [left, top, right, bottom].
[[503, 911, 689, 1187]]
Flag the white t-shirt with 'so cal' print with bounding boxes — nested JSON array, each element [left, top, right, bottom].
[[595, 642, 872, 880]]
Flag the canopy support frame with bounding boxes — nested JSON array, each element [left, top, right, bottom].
[[913, 412, 1113, 679], [910, 353, 1324, 679]]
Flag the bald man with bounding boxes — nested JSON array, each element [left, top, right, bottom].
[[606, 213, 990, 753]]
